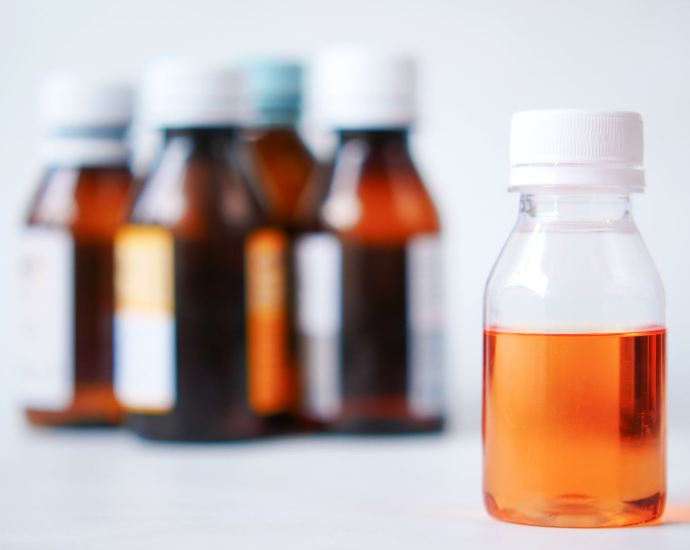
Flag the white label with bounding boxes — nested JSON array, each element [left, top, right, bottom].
[[114, 226, 176, 412], [295, 233, 342, 420], [407, 235, 444, 419], [16, 227, 74, 410], [114, 312, 176, 411]]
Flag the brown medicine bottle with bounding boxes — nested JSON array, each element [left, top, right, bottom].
[[18, 74, 133, 426], [294, 48, 445, 433], [114, 60, 293, 441], [239, 61, 316, 228]]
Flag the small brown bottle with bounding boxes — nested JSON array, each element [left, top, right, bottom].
[[295, 48, 445, 433], [239, 61, 316, 227], [18, 74, 133, 426], [114, 60, 293, 441]]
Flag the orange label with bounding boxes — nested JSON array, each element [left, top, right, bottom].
[[246, 229, 292, 415]]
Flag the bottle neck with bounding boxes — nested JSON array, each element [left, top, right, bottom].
[[243, 125, 300, 138], [249, 112, 299, 129], [333, 129, 413, 178], [519, 193, 634, 224], [41, 126, 129, 168], [337, 128, 409, 149], [165, 127, 235, 140], [163, 127, 237, 156]]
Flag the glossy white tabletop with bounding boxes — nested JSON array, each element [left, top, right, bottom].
[[1, 424, 689, 549]]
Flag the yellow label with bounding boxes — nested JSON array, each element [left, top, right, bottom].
[[114, 225, 176, 415], [246, 229, 292, 415], [115, 226, 175, 314]]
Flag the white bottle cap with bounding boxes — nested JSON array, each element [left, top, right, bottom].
[[509, 110, 645, 192], [141, 57, 245, 129], [312, 46, 416, 129], [38, 72, 132, 166], [39, 71, 132, 131]]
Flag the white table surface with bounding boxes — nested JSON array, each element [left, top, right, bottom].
[[1, 426, 689, 549]]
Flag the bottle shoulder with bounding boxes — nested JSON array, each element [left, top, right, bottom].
[[312, 141, 440, 243], [128, 136, 268, 238], [26, 166, 132, 237], [485, 219, 665, 332], [239, 129, 317, 225]]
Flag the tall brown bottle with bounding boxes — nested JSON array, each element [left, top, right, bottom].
[[114, 61, 293, 441], [294, 48, 445, 433], [18, 75, 133, 426]]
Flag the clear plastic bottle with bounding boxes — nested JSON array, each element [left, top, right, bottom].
[[483, 110, 666, 527], [294, 47, 445, 433], [114, 59, 293, 441], [18, 73, 133, 426]]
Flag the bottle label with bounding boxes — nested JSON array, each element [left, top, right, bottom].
[[406, 235, 445, 419], [246, 229, 292, 415], [114, 226, 175, 413], [16, 227, 75, 411], [295, 233, 444, 421], [294, 233, 343, 420]]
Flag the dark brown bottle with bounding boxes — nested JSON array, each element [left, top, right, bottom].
[[114, 62, 293, 441], [18, 75, 133, 426], [295, 48, 445, 433]]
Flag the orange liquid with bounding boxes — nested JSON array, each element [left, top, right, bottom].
[[483, 329, 665, 527]]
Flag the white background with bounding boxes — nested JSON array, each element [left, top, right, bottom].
[[1, 0, 690, 437]]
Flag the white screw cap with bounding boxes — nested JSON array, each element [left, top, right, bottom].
[[509, 110, 645, 191], [38, 71, 132, 131], [312, 45, 416, 129], [37, 71, 132, 166], [141, 57, 244, 129]]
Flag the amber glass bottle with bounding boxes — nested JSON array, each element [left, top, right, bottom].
[[239, 61, 316, 430], [114, 60, 293, 441], [295, 48, 445, 433], [239, 61, 315, 226], [18, 74, 133, 426]]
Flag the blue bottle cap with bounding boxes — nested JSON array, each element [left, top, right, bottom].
[[243, 60, 303, 126]]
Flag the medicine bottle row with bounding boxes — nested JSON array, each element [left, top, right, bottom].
[[18, 48, 445, 439]]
